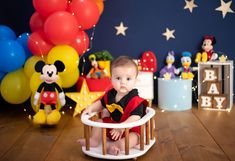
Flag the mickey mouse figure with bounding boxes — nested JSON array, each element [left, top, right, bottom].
[[33, 60, 66, 125], [195, 35, 218, 63]]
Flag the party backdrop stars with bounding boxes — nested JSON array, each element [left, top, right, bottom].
[[75, 0, 235, 102], [115, 22, 128, 36], [184, 0, 198, 13], [162, 28, 175, 41], [90, 0, 235, 61], [215, 0, 234, 18]]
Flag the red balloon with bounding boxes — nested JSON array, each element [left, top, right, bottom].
[[28, 31, 53, 56], [92, 0, 104, 15], [29, 12, 45, 32], [33, 0, 68, 18], [68, 0, 100, 30], [70, 30, 89, 56], [44, 11, 78, 45]]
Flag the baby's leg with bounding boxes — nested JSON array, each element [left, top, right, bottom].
[[107, 132, 139, 155], [78, 119, 103, 147]]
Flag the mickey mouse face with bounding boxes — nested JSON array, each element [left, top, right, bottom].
[[202, 39, 213, 52], [40, 64, 59, 84], [35, 60, 65, 85]]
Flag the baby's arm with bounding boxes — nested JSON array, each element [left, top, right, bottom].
[[110, 115, 141, 140], [122, 115, 141, 123], [82, 100, 103, 115]]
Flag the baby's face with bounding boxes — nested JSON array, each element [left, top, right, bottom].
[[111, 66, 137, 95]]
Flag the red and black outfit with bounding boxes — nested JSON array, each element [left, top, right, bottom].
[[101, 88, 148, 141], [36, 82, 63, 110]]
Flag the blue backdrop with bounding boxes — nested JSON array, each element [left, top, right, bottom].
[[0, 0, 234, 104], [90, 0, 235, 103]]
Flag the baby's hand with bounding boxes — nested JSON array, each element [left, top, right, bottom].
[[110, 129, 124, 140], [101, 108, 110, 118], [82, 106, 92, 115]]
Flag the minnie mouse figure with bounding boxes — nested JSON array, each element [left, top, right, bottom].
[[195, 35, 218, 63], [33, 60, 66, 125]]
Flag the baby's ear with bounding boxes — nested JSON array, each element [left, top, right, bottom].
[[35, 60, 45, 73]]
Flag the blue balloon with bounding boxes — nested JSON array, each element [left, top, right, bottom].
[[0, 25, 16, 41], [17, 32, 32, 59], [0, 40, 26, 72]]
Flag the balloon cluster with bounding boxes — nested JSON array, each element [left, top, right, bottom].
[[0, 25, 32, 104], [28, 0, 103, 56], [28, 0, 104, 90], [0, 0, 104, 106], [28, 0, 103, 110]]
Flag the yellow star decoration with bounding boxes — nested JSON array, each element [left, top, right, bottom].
[[219, 55, 227, 63], [66, 80, 105, 117], [163, 72, 172, 80]]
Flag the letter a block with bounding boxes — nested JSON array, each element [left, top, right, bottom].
[[206, 82, 221, 95]]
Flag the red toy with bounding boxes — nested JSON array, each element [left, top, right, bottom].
[[138, 51, 157, 72]]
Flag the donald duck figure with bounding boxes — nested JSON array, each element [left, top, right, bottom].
[[176, 51, 195, 80]]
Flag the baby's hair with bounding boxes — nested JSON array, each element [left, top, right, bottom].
[[110, 56, 138, 76]]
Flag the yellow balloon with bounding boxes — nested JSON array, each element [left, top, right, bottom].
[[30, 93, 39, 112], [29, 72, 42, 93], [59, 68, 79, 88], [47, 45, 79, 73], [30, 72, 62, 93], [0, 68, 31, 104], [24, 56, 44, 78]]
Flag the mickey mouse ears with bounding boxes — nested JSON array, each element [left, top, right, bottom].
[[203, 35, 216, 44]]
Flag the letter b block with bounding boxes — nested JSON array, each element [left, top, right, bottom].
[[202, 68, 218, 82]]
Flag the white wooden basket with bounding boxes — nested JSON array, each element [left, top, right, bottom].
[[81, 107, 156, 160]]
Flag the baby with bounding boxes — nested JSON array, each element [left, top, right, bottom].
[[78, 56, 148, 155]]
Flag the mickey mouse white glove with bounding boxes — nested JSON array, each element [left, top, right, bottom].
[[33, 92, 40, 106], [211, 53, 218, 61], [59, 92, 66, 106]]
